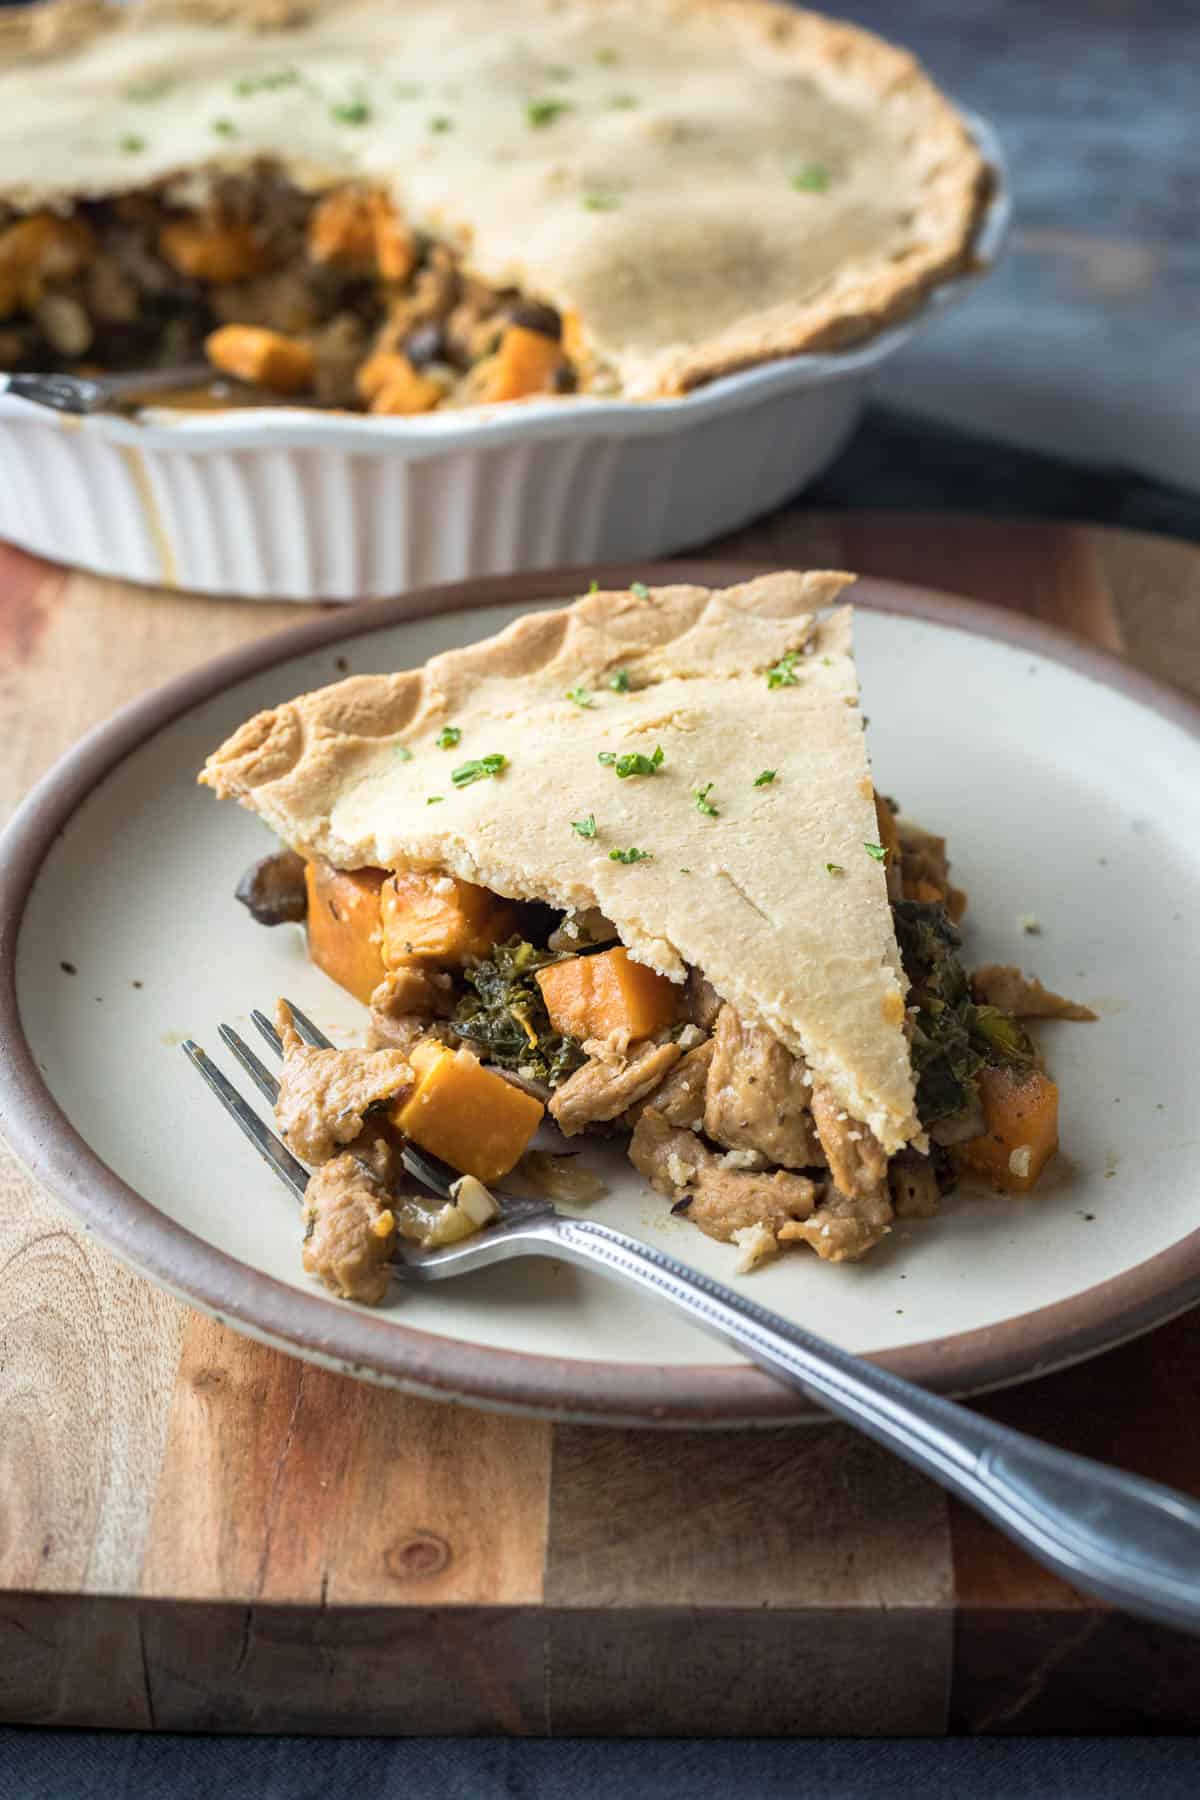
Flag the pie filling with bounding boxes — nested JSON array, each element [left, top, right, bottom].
[[0, 166, 584, 410], [237, 813, 1093, 1306]]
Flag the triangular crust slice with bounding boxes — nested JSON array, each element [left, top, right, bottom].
[[202, 572, 920, 1153]]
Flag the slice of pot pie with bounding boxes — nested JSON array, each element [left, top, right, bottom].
[[0, 0, 990, 410], [201, 573, 1094, 1303]]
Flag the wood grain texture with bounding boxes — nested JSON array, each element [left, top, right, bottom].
[[1, 515, 1199, 1736]]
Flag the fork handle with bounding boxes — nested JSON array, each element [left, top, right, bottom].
[[525, 1214, 1200, 1635]]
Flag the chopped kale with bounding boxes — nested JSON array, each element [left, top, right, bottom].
[[892, 899, 1036, 1129], [452, 938, 585, 1087]]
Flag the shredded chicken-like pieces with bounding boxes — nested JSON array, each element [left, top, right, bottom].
[[809, 1082, 888, 1200], [971, 965, 1097, 1021], [703, 1004, 823, 1169], [779, 1185, 894, 1264], [629, 1109, 818, 1242], [370, 962, 455, 1019], [274, 997, 413, 1164], [301, 1153, 397, 1305], [625, 1038, 714, 1129], [549, 1038, 681, 1137]]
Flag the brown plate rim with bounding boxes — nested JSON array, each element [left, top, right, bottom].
[[3, 559, 1200, 1426]]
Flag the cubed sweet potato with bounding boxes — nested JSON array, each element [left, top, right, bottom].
[[0, 212, 95, 318], [206, 324, 315, 394], [356, 351, 442, 414], [536, 947, 679, 1043], [305, 862, 387, 1004], [393, 1041, 543, 1184], [479, 323, 563, 402], [370, 193, 417, 283], [306, 188, 378, 269], [381, 870, 517, 965], [957, 1064, 1059, 1193], [159, 218, 274, 283]]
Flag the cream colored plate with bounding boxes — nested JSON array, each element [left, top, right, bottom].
[[4, 571, 1200, 1424]]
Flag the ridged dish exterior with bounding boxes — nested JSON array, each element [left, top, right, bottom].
[[0, 374, 867, 600]]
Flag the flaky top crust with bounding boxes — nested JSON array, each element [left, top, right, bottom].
[[0, 0, 990, 395], [202, 570, 922, 1151]]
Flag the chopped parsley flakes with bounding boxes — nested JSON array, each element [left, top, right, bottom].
[[124, 78, 172, 102], [766, 651, 801, 689], [614, 745, 663, 779], [754, 769, 777, 786], [584, 193, 621, 211], [792, 163, 830, 192], [863, 842, 888, 863], [119, 134, 147, 153], [609, 669, 631, 692], [331, 99, 371, 126], [565, 684, 594, 709], [429, 114, 453, 132], [571, 814, 597, 839], [595, 47, 620, 65], [609, 847, 652, 864], [436, 725, 462, 749], [597, 751, 616, 765], [211, 117, 237, 137], [826, 862, 845, 876], [427, 795, 444, 805], [587, 578, 599, 594], [394, 745, 414, 762], [451, 753, 508, 788], [694, 782, 719, 817], [234, 67, 300, 96], [630, 580, 650, 599], [526, 97, 572, 128]]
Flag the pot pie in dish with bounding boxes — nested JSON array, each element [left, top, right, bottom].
[[0, 0, 990, 411], [201, 573, 1095, 1304]]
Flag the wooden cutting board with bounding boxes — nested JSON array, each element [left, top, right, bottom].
[[3, 511, 1200, 1738]]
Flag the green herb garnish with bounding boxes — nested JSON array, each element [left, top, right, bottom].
[[584, 193, 621, 211], [436, 726, 462, 749], [526, 97, 572, 128], [754, 770, 776, 786], [571, 814, 597, 839], [609, 847, 652, 864], [234, 67, 300, 96], [864, 842, 888, 863], [614, 745, 663, 779], [587, 578, 599, 594], [792, 163, 830, 192], [211, 117, 237, 137], [451, 753, 507, 787], [766, 650, 801, 689], [630, 580, 649, 598], [595, 47, 620, 65], [426, 795, 443, 804], [331, 98, 371, 126], [565, 685, 594, 709], [609, 669, 630, 693], [694, 782, 719, 817], [394, 745, 414, 762], [597, 751, 616, 765], [826, 862, 844, 875], [119, 134, 147, 153], [124, 78, 171, 102], [429, 114, 453, 132]]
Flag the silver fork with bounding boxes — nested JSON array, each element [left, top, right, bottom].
[[184, 1001, 1200, 1637], [1, 363, 218, 415]]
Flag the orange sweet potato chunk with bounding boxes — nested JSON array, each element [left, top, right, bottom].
[[0, 213, 95, 317], [479, 324, 563, 402], [393, 1042, 543, 1184], [159, 219, 274, 283], [536, 947, 679, 1043], [381, 870, 517, 965], [305, 862, 387, 1005], [206, 324, 315, 394], [957, 1064, 1059, 1193], [356, 351, 442, 415]]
